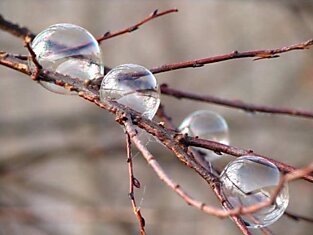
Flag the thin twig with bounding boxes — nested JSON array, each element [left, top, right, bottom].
[[160, 84, 313, 120], [24, 36, 42, 80], [150, 39, 313, 74], [97, 8, 178, 43], [284, 211, 313, 223], [125, 132, 146, 235]]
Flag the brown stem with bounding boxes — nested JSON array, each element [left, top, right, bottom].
[[24, 36, 42, 80], [284, 211, 313, 223], [160, 84, 313, 120], [150, 39, 313, 74], [125, 132, 146, 235], [97, 8, 178, 43]]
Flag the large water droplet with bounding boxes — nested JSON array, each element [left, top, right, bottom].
[[220, 155, 289, 228], [29, 23, 104, 94], [179, 110, 229, 162], [100, 64, 160, 120]]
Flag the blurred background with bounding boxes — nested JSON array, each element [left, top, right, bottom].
[[1, 0, 313, 234]]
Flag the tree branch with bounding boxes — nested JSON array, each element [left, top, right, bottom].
[[160, 84, 313, 120], [24, 36, 42, 80], [150, 39, 313, 74], [97, 8, 178, 43], [185, 136, 313, 183], [125, 132, 146, 235], [284, 211, 313, 223]]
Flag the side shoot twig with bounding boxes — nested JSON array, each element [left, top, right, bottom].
[[125, 132, 146, 235], [24, 36, 41, 80], [97, 8, 178, 43]]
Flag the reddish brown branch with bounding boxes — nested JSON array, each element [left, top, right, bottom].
[[150, 39, 313, 74], [97, 8, 178, 43], [0, 14, 35, 39], [0, 52, 29, 74], [161, 84, 313, 119], [125, 132, 146, 235], [24, 36, 42, 80], [285, 211, 313, 223], [185, 136, 313, 183]]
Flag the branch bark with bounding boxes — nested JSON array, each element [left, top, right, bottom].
[[161, 84, 313, 120], [97, 8, 178, 43], [150, 39, 313, 74]]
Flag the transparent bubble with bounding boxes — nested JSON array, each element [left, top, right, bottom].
[[178, 110, 229, 162], [100, 64, 160, 120], [29, 23, 104, 94], [220, 155, 289, 228]]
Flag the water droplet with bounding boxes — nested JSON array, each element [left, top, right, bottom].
[[178, 110, 229, 162], [220, 155, 289, 228], [29, 23, 104, 94], [100, 64, 160, 119]]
